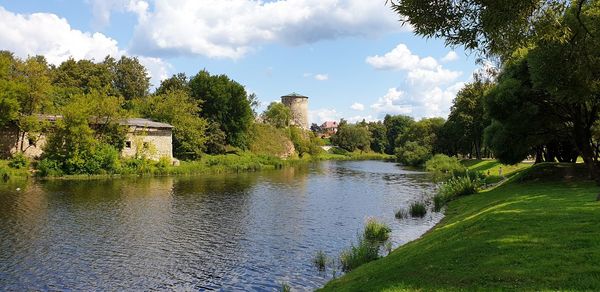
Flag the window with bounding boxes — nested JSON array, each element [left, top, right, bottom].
[[125, 141, 132, 148]]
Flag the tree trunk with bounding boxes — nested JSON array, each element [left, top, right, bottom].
[[573, 120, 600, 184]]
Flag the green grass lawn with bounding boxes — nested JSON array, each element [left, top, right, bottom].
[[462, 159, 532, 184], [320, 163, 600, 291], [0, 159, 29, 180]]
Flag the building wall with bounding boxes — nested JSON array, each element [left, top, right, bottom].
[[121, 127, 173, 161], [281, 96, 309, 130], [0, 126, 47, 159]]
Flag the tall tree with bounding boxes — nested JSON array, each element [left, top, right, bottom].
[[113, 56, 150, 100], [155, 73, 190, 95], [383, 114, 415, 154], [189, 70, 254, 148]]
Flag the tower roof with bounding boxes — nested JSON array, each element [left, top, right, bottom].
[[282, 92, 308, 99]]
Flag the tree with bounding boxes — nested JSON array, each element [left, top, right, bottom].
[[396, 141, 432, 167], [189, 70, 254, 148], [331, 123, 371, 152], [383, 114, 415, 154], [310, 123, 322, 133], [136, 89, 208, 159], [367, 121, 388, 154], [446, 79, 492, 159], [113, 56, 150, 100], [262, 102, 292, 128], [155, 73, 189, 95], [386, 0, 569, 59], [0, 51, 22, 127]]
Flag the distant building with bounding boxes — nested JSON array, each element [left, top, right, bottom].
[[321, 121, 338, 137], [0, 116, 174, 162], [281, 92, 309, 130]]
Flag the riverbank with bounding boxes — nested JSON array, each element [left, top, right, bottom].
[[0, 151, 393, 181], [320, 163, 600, 291]]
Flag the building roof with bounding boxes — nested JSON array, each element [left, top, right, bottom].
[[120, 118, 173, 129], [282, 92, 309, 99], [321, 121, 338, 128]]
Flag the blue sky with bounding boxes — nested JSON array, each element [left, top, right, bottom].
[[0, 0, 480, 124]]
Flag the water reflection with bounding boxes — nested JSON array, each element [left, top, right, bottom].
[[0, 161, 443, 290]]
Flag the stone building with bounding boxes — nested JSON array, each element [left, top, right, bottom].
[[281, 92, 309, 130], [0, 116, 174, 162]]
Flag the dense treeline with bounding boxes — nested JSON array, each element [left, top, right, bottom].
[[0, 51, 260, 175], [386, 0, 600, 181]]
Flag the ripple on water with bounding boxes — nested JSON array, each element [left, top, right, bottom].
[[0, 160, 443, 290]]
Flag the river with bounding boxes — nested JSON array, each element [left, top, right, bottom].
[[0, 160, 443, 291]]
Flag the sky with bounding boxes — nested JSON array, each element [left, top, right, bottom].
[[0, 0, 480, 125]]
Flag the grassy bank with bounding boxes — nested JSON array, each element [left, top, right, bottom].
[[1, 151, 393, 181], [321, 163, 600, 291], [462, 159, 531, 184], [0, 160, 29, 180]]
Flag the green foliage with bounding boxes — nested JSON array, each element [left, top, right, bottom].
[[331, 122, 371, 152], [204, 122, 227, 155], [395, 141, 431, 167], [262, 102, 292, 128], [8, 153, 29, 169], [339, 236, 381, 273], [36, 158, 63, 177], [395, 209, 408, 219], [249, 123, 294, 157], [383, 114, 414, 154], [367, 121, 388, 154], [136, 89, 208, 159], [435, 175, 480, 209], [425, 154, 466, 178], [189, 70, 253, 148], [155, 73, 190, 95], [313, 250, 328, 271], [363, 218, 392, 243], [113, 56, 150, 100], [409, 202, 427, 218]]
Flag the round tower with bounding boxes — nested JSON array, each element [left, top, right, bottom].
[[281, 92, 309, 130]]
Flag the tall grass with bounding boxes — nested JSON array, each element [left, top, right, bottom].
[[313, 250, 328, 271], [434, 174, 481, 210], [363, 218, 392, 242], [339, 219, 392, 272], [409, 202, 427, 218]]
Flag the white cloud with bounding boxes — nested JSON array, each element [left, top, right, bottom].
[[350, 102, 365, 111], [127, 0, 405, 59], [366, 44, 465, 118], [137, 56, 172, 87], [0, 6, 171, 87], [370, 88, 412, 115], [441, 51, 458, 63], [314, 74, 329, 81], [0, 7, 121, 64], [88, 0, 149, 28], [309, 108, 340, 125]]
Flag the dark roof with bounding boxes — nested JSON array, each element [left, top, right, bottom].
[[120, 118, 173, 129], [282, 92, 308, 98]]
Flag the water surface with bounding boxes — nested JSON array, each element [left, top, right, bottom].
[[0, 160, 443, 291]]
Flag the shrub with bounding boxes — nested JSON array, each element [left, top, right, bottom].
[[329, 147, 349, 155], [37, 159, 63, 177], [8, 153, 29, 169], [425, 154, 465, 178], [313, 250, 328, 271], [340, 236, 380, 272], [395, 209, 408, 219], [0, 166, 10, 181], [409, 202, 427, 218], [363, 218, 391, 242], [435, 174, 481, 209], [395, 142, 431, 167]]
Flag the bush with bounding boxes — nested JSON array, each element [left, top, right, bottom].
[[363, 218, 391, 242], [313, 250, 328, 271], [425, 154, 465, 177], [409, 202, 427, 218], [435, 174, 481, 209], [395, 209, 408, 219], [340, 236, 380, 272], [8, 153, 29, 169], [37, 158, 64, 177], [395, 142, 432, 167]]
